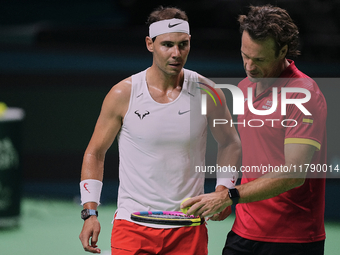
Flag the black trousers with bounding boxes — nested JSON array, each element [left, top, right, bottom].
[[223, 231, 325, 255]]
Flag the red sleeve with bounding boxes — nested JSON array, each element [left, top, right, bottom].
[[284, 86, 327, 151]]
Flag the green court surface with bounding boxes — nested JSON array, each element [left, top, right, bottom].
[[1, 198, 339, 255]]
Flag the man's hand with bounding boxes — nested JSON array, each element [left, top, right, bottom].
[[79, 216, 101, 253], [181, 189, 232, 218], [208, 205, 232, 221], [208, 185, 232, 221]]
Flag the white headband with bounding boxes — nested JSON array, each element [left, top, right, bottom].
[[149, 18, 190, 38]]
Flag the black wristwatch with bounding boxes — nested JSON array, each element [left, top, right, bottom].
[[228, 188, 240, 205], [81, 209, 98, 220]]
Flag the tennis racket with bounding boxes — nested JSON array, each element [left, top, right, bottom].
[[130, 211, 203, 226]]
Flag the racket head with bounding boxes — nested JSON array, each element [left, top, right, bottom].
[[130, 211, 203, 226]]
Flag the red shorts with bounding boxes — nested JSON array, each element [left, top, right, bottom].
[[111, 219, 208, 255]]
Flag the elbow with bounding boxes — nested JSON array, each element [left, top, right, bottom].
[[231, 138, 242, 155]]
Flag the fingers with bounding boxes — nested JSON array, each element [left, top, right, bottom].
[[181, 194, 214, 217], [181, 195, 209, 217], [224, 206, 232, 217], [209, 206, 232, 221], [200, 207, 216, 218], [186, 201, 214, 218], [86, 242, 100, 253], [79, 234, 101, 254], [84, 243, 101, 254], [182, 191, 231, 218], [180, 196, 201, 209], [207, 213, 220, 221], [90, 229, 100, 251], [186, 200, 204, 216], [79, 219, 101, 253]]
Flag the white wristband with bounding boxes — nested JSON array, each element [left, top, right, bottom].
[[80, 179, 103, 205], [215, 167, 239, 189]]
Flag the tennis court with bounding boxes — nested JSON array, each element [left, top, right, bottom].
[[1, 197, 339, 255], [1, 2, 340, 255]]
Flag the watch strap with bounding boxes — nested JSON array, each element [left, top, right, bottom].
[[228, 188, 240, 205], [81, 209, 98, 220]]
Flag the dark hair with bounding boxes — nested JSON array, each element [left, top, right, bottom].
[[146, 6, 188, 26], [238, 5, 300, 57]]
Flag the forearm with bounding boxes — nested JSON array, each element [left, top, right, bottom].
[[216, 140, 242, 170], [81, 151, 105, 181], [80, 151, 105, 209], [184, 144, 316, 217], [83, 202, 98, 210], [237, 170, 304, 204], [216, 140, 242, 189], [182, 167, 304, 217], [235, 143, 315, 204]]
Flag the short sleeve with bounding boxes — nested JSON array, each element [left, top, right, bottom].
[[284, 86, 327, 151]]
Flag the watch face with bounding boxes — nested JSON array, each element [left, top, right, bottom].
[[81, 209, 98, 220], [81, 209, 89, 219]]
